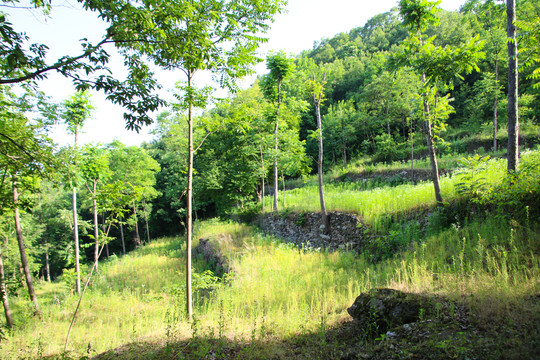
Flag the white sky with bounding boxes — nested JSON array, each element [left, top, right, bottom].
[[7, 0, 467, 146]]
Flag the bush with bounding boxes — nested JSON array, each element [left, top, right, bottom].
[[373, 134, 408, 163]]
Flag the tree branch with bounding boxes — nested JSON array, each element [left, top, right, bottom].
[[0, 37, 112, 85]]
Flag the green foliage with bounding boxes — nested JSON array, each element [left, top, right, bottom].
[[373, 133, 401, 163], [61, 91, 94, 139], [399, 0, 441, 33], [455, 154, 494, 202]]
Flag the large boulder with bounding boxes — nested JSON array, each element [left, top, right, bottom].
[[347, 288, 432, 336]]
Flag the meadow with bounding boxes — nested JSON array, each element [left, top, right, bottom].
[[0, 150, 538, 359]]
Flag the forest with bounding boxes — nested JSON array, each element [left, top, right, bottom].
[[0, 0, 539, 359]]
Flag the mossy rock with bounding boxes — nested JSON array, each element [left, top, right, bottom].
[[347, 288, 434, 336]]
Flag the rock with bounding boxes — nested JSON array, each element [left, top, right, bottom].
[[347, 288, 431, 336]]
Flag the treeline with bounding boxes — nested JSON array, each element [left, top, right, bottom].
[[145, 0, 540, 228], [0, 88, 160, 319]]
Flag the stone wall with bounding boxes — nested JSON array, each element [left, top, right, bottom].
[[258, 211, 368, 251]]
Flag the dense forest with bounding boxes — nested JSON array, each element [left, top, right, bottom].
[[0, 0, 539, 359]]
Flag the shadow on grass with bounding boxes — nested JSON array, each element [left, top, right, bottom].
[[87, 291, 540, 360]]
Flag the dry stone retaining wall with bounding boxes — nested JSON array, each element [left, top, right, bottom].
[[259, 211, 368, 251]]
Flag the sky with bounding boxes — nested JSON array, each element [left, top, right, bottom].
[[8, 0, 467, 147]]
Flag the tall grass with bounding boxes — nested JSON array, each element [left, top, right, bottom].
[[0, 176, 537, 359], [0, 238, 185, 359], [273, 157, 506, 231]]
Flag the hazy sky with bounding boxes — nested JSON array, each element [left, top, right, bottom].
[[8, 0, 467, 146]]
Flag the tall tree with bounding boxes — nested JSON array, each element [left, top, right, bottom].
[[506, 0, 519, 172], [61, 90, 93, 294], [0, 246, 13, 327], [306, 64, 329, 231], [108, 141, 159, 249], [0, 86, 56, 314], [260, 52, 295, 212], [80, 144, 111, 271], [12, 177, 39, 313], [392, 0, 483, 203], [129, 0, 285, 319]]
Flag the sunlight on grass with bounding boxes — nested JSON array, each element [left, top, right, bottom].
[[1, 187, 538, 359], [271, 157, 506, 231]]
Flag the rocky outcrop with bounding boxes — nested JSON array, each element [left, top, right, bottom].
[[259, 211, 368, 251]]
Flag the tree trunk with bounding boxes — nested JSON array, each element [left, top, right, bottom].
[[273, 80, 282, 212], [493, 60, 499, 152], [423, 97, 443, 204], [341, 117, 347, 169], [315, 96, 329, 232], [273, 122, 279, 212], [45, 244, 51, 282], [72, 186, 81, 294], [132, 200, 141, 248], [186, 70, 194, 320], [281, 170, 285, 210], [410, 118, 415, 184], [506, 0, 519, 172], [0, 247, 14, 327], [120, 223, 126, 255], [13, 180, 40, 314], [143, 202, 150, 244], [93, 181, 99, 271], [260, 145, 265, 212]]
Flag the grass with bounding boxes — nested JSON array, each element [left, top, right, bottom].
[[273, 156, 507, 232], [1, 151, 538, 359], [0, 237, 185, 359], [2, 211, 538, 359]]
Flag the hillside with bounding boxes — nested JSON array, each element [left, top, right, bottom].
[[1, 1, 539, 359], [0, 148, 538, 359]]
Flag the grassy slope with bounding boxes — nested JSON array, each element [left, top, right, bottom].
[[1, 151, 539, 359]]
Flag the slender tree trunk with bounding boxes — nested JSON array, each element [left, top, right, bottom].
[[410, 118, 415, 184], [143, 202, 150, 244], [273, 80, 282, 212], [281, 170, 285, 210], [423, 97, 443, 204], [186, 70, 194, 320], [92, 181, 99, 271], [341, 117, 347, 169], [45, 243, 51, 282], [132, 200, 140, 248], [72, 186, 81, 294], [12, 180, 40, 314], [273, 124, 279, 212], [260, 145, 265, 212], [493, 60, 499, 152], [0, 247, 14, 327], [386, 103, 391, 136], [120, 223, 126, 255], [506, 0, 519, 172], [315, 95, 329, 232]]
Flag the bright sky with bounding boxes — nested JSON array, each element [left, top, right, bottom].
[[8, 0, 467, 147]]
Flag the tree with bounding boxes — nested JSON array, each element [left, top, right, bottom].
[[80, 144, 111, 270], [306, 63, 329, 231], [127, 0, 285, 319], [108, 141, 159, 249], [462, 0, 506, 151], [260, 51, 296, 212], [0, 245, 13, 327], [0, 1, 167, 130], [506, 0, 519, 172], [392, 0, 484, 203], [0, 86, 56, 314], [61, 90, 93, 294]]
